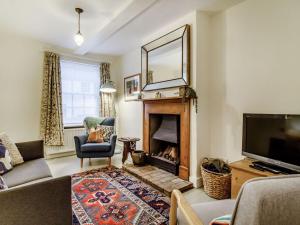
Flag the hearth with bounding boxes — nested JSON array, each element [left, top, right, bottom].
[[148, 114, 180, 175]]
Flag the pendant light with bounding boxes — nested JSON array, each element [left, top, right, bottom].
[[74, 8, 84, 46]]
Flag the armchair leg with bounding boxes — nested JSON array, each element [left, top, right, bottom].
[[108, 157, 112, 169], [89, 158, 92, 166], [80, 158, 83, 168]]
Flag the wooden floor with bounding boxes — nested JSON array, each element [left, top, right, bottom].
[[123, 164, 193, 196]]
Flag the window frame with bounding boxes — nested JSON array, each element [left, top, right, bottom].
[[60, 58, 100, 128]]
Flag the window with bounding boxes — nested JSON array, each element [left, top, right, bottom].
[[61, 60, 100, 127]]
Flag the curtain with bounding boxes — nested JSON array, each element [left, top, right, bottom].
[[40, 52, 64, 146], [100, 62, 115, 117]]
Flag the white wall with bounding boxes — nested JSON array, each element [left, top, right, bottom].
[[116, 11, 212, 186], [0, 32, 44, 142], [116, 0, 300, 186], [0, 31, 119, 144], [209, 0, 300, 161], [116, 49, 143, 148]]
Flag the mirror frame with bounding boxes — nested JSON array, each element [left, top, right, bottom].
[[141, 24, 190, 91]]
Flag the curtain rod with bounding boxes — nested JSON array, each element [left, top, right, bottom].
[[42, 48, 112, 65]]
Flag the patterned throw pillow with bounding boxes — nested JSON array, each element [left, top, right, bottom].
[[87, 128, 104, 143], [209, 214, 231, 225], [0, 133, 24, 166], [97, 125, 114, 142], [0, 176, 8, 191], [0, 139, 12, 175]]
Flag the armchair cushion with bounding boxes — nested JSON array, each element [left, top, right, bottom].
[[232, 175, 300, 225], [87, 129, 104, 143], [2, 158, 52, 188], [97, 125, 114, 142], [81, 143, 111, 152], [178, 199, 235, 225]]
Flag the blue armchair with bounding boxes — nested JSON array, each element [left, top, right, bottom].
[[74, 117, 117, 168]]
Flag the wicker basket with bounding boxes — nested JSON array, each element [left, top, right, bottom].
[[201, 161, 232, 199]]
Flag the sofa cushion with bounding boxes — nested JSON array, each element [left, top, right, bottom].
[[0, 133, 24, 166], [0, 176, 8, 190], [81, 143, 111, 152], [0, 140, 12, 175], [178, 199, 235, 225], [10, 177, 53, 189], [2, 158, 52, 188]]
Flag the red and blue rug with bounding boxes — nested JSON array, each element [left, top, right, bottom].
[[72, 167, 170, 225]]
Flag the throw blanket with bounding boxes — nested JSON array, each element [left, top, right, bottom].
[[83, 117, 105, 132], [210, 215, 231, 225]]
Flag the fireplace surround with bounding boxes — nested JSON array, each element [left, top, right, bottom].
[[143, 98, 190, 180]]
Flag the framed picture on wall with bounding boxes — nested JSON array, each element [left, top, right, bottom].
[[124, 74, 141, 101]]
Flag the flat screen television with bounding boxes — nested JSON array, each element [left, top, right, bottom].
[[243, 113, 300, 172]]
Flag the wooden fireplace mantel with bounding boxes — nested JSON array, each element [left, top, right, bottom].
[[143, 99, 190, 180]]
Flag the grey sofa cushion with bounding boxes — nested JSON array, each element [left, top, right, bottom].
[[232, 175, 300, 225], [11, 177, 53, 188], [2, 158, 52, 188], [178, 199, 235, 225], [81, 143, 111, 152]]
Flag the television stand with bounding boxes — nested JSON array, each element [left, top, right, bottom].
[[230, 159, 286, 198], [252, 161, 298, 175]]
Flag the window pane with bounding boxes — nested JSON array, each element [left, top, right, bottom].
[[85, 95, 97, 107], [61, 60, 100, 126], [73, 94, 84, 107]]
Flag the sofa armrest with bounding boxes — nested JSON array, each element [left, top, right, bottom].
[[170, 189, 204, 225], [0, 176, 72, 225], [15, 140, 44, 161]]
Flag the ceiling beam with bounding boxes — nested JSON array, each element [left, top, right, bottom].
[[74, 0, 159, 55]]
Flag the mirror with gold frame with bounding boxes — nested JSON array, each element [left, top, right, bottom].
[[141, 24, 190, 91]]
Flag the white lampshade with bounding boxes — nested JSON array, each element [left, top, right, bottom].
[[100, 81, 117, 93], [74, 32, 84, 46]]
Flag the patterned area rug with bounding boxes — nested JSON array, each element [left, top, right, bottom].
[[72, 167, 170, 225]]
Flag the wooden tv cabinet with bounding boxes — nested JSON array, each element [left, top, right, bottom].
[[229, 159, 283, 198]]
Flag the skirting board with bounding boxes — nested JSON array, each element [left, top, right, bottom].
[[189, 176, 203, 188], [46, 145, 122, 160], [45, 149, 76, 159]]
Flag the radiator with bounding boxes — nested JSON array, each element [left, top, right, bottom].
[[45, 128, 86, 156]]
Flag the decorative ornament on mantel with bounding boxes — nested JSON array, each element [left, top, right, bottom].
[[179, 86, 198, 113], [74, 8, 84, 46]]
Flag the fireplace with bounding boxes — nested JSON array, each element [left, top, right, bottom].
[[148, 114, 180, 174], [143, 99, 190, 180]]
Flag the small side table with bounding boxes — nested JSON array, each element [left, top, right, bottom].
[[118, 137, 140, 164]]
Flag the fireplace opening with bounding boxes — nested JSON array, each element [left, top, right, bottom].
[[148, 114, 180, 175]]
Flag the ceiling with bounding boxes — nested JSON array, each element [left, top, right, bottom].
[[0, 0, 244, 56]]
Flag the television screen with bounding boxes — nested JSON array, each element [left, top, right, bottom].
[[243, 114, 300, 170]]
